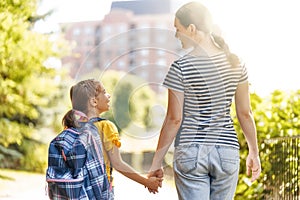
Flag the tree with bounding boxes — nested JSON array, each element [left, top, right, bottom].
[[0, 0, 68, 172], [234, 90, 300, 199]]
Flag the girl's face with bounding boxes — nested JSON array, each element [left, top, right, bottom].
[[174, 17, 193, 49], [95, 83, 111, 114]]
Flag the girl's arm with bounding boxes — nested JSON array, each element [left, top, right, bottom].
[[149, 89, 184, 173], [107, 146, 162, 192], [235, 82, 261, 182]]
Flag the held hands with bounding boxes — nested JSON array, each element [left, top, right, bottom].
[[246, 153, 261, 182], [146, 168, 164, 194], [145, 176, 163, 193]]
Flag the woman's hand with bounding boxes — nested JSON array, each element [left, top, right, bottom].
[[246, 153, 261, 182], [145, 176, 163, 193], [147, 168, 164, 193]]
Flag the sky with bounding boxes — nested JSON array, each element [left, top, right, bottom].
[[36, 0, 300, 96]]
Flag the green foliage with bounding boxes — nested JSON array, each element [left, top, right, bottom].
[[114, 81, 134, 129], [0, 144, 23, 168], [102, 70, 156, 131], [18, 139, 48, 173], [234, 90, 300, 199], [0, 0, 69, 172], [0, 0, 38, 20], [80, 69, 157, 132]]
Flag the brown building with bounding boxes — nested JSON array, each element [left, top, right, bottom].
[[61, 20, 103, 78], [61, 1, 181, 92]]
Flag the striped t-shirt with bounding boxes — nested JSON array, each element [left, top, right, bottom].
[[163, 53, 248, 149]]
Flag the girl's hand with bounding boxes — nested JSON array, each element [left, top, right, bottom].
[[146, 168, 164, 193], [146, 176, 163, 193]]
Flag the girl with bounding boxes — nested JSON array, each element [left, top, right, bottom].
[[65, 79, 162, 199]]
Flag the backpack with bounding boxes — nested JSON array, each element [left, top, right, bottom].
[[46, 117, 110, 200]]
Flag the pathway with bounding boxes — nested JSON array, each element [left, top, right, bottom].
[[0, 170, 178, 200]]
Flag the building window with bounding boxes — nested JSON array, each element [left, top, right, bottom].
[[118, 23, 127, 33], [140, 59, 149, 66], [117, 60, 126, 70], [156, 59, 166, 66], [73, 28, 81, 36], [84, 27, 93, 35], [140, 49, 149, 56], [104, 25, 112, 34], [157, 49, 166, 56]]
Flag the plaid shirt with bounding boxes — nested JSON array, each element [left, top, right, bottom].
[[46, 119, 110, 200]]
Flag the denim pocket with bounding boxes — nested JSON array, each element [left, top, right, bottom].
[[216, 146, 240, 175], [174, 144, 199, 174]]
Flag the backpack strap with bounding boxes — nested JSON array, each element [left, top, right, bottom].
[[83, 118, 107, 173], [88, 117, 105, 123]]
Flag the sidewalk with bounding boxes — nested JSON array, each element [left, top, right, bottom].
[[0, 170, 48, 200], [0, 170, 178, 200], [114, 171, 178, 200]]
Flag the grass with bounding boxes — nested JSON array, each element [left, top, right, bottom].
[[0, 173, 15, 181]]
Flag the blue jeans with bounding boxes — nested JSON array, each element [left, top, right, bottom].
[[173, 144, 240, 200]]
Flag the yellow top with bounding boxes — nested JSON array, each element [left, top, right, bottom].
[[94, 120, 121, 185]]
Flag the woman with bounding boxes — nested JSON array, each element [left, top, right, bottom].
[[149, 2, 261, 199]]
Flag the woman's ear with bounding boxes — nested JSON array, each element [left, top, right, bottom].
[[187, 24, 197, 34]]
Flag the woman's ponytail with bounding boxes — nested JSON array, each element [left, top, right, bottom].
[[211, 33, 240, 67]]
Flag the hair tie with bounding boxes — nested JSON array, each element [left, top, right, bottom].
[[73, 109, 88, 122]]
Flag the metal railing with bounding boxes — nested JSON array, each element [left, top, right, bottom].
[[263, 136, 300, 199]]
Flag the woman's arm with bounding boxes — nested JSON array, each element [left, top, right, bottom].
[[150, 89, 184, 173], [235, 82, 261, 182], [107, 146, 162, 192]]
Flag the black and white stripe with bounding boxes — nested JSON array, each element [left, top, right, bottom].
[[163, 53, 248, 149]]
